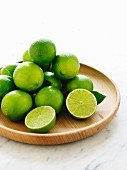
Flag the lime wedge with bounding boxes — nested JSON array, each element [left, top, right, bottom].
[[66, 89, 97, 119], [25, 106, 56, 132]]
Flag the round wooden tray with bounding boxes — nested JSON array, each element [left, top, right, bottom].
[[0, 63, 120, 145]]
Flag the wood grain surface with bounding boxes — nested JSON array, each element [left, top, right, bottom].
[[0, 63, 120, 145]]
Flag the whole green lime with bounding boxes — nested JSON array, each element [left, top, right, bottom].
[[0, 75, 15, 101], [1, 90, 33, 121], [29, 39, 56, 66], [53, 53, 80, 80], [0, 63, 18, 77], [22, 49, 50, 71], [22, 50, 33, 62], [66, 75, 94, 93], [35, 86, 64, 113], [13, 62, 44, 92]]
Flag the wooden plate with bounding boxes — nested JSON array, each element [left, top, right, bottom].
[[0, 63, 120, 145]]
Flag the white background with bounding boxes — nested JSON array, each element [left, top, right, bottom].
[[0, 0, 127, 170], [0, 0, 127, 68]]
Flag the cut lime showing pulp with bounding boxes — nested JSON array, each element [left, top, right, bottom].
[[25, 106, 56, 133], [66, 89, 97, 119]]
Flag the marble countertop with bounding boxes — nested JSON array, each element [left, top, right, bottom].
[[0, 0, 127, 170]]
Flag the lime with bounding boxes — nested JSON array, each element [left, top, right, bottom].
[[0, 63, 18, 77], [22, 50, 33, 62], [53, 52, 80, 80], [35, 86, 64, 113], [25, 106, 56, 133], [66, 75, 93, 93], [1, 90, 33, 121], [66, 89, 97, 119], [0, 75, 15, 101], [13, 62, 44, 92], [29, 38, 56, 65], [43, 71, 62, 89], [22, 49, 50, 71]]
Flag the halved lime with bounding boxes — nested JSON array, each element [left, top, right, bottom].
[[66, 89, 97, 119], [25, 106, 56, 133]]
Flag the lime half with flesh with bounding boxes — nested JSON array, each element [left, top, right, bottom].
[[25, 106, 56, 132], [66, 89, 97, 119]]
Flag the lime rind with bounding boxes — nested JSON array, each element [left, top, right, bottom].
[[66, 75, 94, 93], [0, 64, 18, 77], [1, 90, 33, 121], [29, 39, 56, 65], [13, 62, 44, 92], [25, 106, 56, 132], [66, 89, 97, 119], [35, 86, 64, 114]]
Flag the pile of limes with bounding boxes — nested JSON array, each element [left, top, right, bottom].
[[0, 38, 106, 133]]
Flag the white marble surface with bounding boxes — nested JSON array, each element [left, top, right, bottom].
[[0, 0, 127, 169]]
